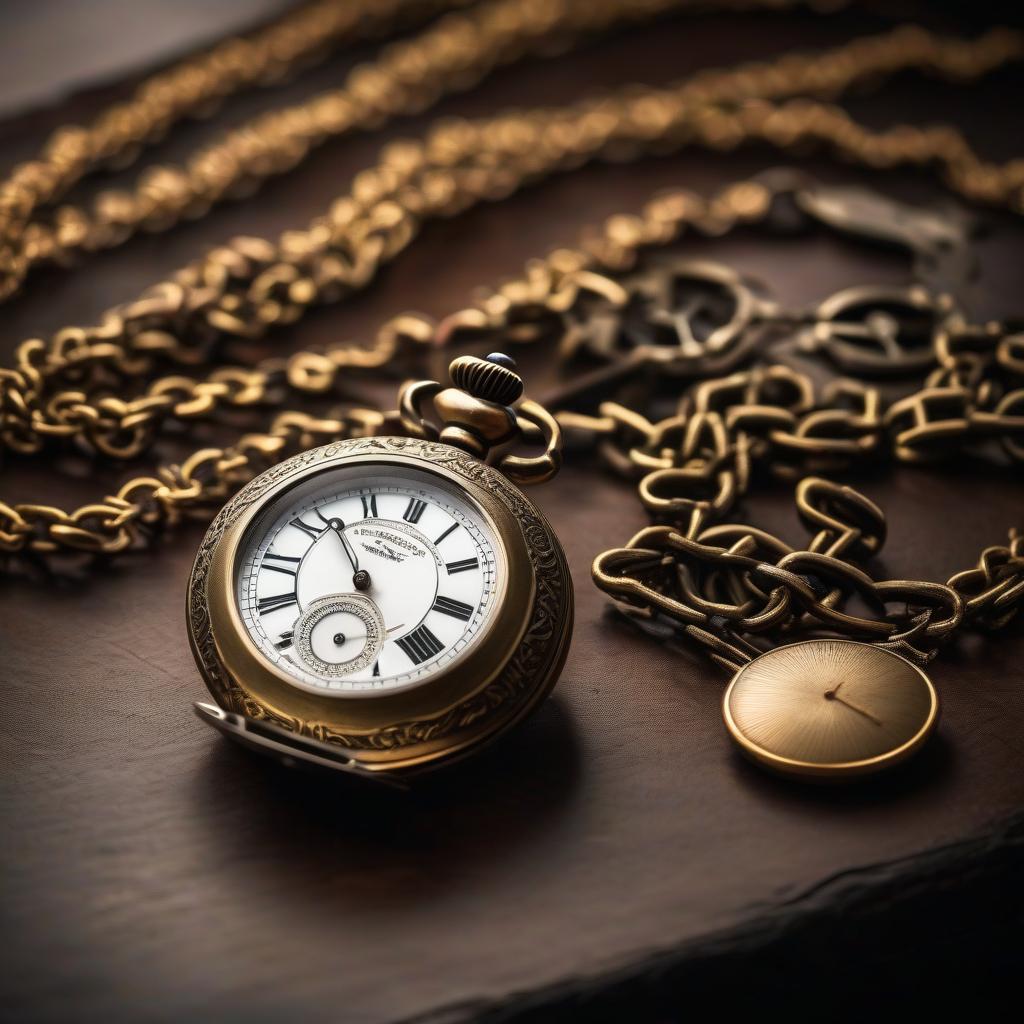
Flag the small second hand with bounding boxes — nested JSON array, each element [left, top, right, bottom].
[[346, 624, 405, 641]]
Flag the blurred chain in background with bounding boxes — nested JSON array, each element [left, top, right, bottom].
[[0, 0, 839, 302]]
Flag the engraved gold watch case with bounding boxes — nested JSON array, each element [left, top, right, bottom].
[[187, 358, 573, 776]]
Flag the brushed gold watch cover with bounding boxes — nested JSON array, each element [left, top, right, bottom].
[[723, 639, 939, 779]]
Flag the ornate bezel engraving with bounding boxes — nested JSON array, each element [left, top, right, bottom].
[[187, 437, 573, 771]]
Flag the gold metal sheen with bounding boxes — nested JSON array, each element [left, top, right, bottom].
[[188, 436, 573, 772], [723, 640, 939, 779], [0, 2, 1021, 783]]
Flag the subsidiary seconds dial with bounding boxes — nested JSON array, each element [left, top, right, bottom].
[[237, 467, 502, 693]]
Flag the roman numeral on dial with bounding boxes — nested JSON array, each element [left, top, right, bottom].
[[434, 522, 459, 545], [290, 516, 324, 541], [432, 595, 474, 621], [361, 494, 378, 518], [262, 552, 299, 576], [274, 630, 294, 651], [396, 624, 444, 664], [402, 498, 427, 524], [257, 591, 297, 615], [445, 557, 479, 575]]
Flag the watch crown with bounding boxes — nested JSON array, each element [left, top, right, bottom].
[[449, 352, 523, 408], [398, 348, 561, 482]]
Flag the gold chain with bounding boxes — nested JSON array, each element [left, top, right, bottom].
[[582, 282, 1024, 668], [0, 6, 1022, 668], [425, 176, 1023, 667], [0, 0, 478, 301], [0, 0, 807, 302]]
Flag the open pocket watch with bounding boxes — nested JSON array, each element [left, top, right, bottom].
[[187, 354, 572, 780]]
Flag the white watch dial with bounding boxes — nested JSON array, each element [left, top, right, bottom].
[[236, 465, 503, 694]]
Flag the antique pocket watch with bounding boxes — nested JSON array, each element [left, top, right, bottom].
[[187, 354, 572, 777]]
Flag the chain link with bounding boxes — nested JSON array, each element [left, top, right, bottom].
[[0, 7, 1021, 666], [0, 0, 482, 302], [0, 0, 814, 303], [5, 27, 1023, 462]]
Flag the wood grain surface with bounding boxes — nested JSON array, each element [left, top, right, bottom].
[[1, 3, 1022, 1021]]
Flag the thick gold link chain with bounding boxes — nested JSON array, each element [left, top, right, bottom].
[[4, 25, 1022, 455], [0, 0, 811, 303], [0, 0, 480, 300], [0, 6, 1021, 665]]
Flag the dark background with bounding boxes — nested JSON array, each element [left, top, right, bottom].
[[1, 2, 1022, 1021]]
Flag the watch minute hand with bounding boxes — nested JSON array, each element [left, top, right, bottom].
[[824, 683, 883, 727], [321, 514, 372, 591], [322, 517, 357, 568], [833, 694, 883, 727]]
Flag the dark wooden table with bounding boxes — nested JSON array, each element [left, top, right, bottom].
[[2, 3, 1022, 1021]]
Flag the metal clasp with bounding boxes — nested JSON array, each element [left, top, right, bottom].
[[194, 703, 411, 787]]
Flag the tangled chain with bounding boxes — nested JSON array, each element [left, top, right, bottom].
[[0, 6, 1021, 669], [585, 373, 1023, 669]]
